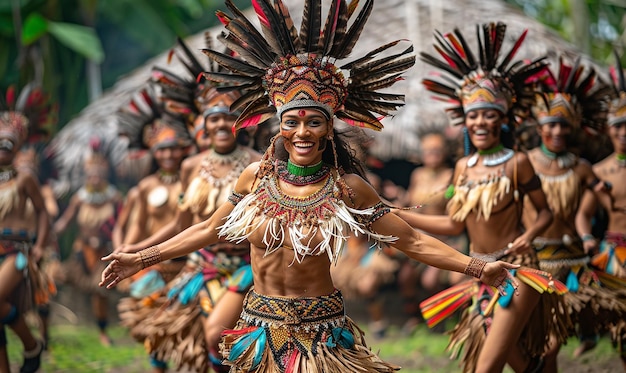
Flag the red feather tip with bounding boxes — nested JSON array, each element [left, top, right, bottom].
[[198, 72, 207, 83], [89, 136, 102, 152], [445, 33, 466, 59], [6, 86, 15, 108], [140, 90, 153, 106], [216, 11, 230, 26], [252, 0, 270, 28], [235, 114, 264, 134], [167, 49, 175, 64]]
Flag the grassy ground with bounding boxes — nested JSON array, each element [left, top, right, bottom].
[[5, 319, 623, 372]]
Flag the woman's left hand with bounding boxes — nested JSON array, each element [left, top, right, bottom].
[[481, 261, 520, 296], [504, 235, 532, 256]]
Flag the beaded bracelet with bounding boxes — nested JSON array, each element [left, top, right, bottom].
[[464, 257, 487, 278], [581, 234, 595, 242], [140, 246, 162, 269]]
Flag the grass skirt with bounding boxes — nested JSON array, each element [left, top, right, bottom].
[[220, 289, 400, 373]]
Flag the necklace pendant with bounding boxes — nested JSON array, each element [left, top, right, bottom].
[[467, 153, 479, 168]]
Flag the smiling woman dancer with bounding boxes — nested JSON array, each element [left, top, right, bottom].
[[100, 1, 519, 372], [399, 23, 571, 373]]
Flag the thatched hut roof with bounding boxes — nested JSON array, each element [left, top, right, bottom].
[[48, 0, 599, 193]]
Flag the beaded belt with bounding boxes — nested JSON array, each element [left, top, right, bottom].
[[241, 289, 346, 329], [533, 237, 589, 270]]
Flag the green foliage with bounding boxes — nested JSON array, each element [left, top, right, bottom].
[[504, 0, 626, 65], [47, 21, 104, 62]]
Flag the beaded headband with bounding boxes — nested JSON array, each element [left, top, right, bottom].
[[0, 84, 57, 147], [421, 22, 548, 127], [201, 0, 415, 133], [609, 50, 626, 126], [532, 57, 610, 134]]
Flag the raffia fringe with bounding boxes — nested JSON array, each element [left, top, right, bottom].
[[221, 317, 400, 373]]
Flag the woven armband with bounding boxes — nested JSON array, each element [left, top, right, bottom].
[[464, 257, 487, 278], [228, 191, 245, 205], [140, 246, 162, 269], [367, 201, 391, 229]]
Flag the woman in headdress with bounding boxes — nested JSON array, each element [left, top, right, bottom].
[[53, 136, 121, 346], [115, 37, 263, 373], [0, 84, 54, 372], [523, 57, 626, 371], [576, 50, 626, 370], [100, 1, 520, 372], [400, 23, 570, 372]]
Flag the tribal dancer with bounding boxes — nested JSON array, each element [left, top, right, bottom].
[[0, 84, 54, 372], [114, 87, 193, 372], [53, 137, 121, 346], [576, 50, 626, 370], [525, 57, 625, 371], [101, 1, 519, 372], [115, 37, 262, 373], [400, 23, 570, 372]]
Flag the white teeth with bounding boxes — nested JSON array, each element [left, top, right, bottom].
[[474, 129, 489, 135], [0, 139, 14, 151]]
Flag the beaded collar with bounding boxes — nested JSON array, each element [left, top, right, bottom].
[[218, 171, 397, 264], [537, 143, 577, 169], [199, 146, 249, 188], [276, 159, 330, 186], [467, 144, 514, 167], [77, 184, 118, 205], [157, 170, 179, 185], [0, 166, 17, 183]]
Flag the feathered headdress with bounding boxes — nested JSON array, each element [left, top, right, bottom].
[[421, 22, 548, 126], [201, 0, 415, 132], [151, 35, 241, 138], [532, 57, 610, 134], [118, 86, 191, 151], [0, 84, 57, 148], [608, 49, 626, 126]]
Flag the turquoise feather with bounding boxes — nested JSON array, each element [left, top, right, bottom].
[[497, 270, 516, 308], [566, 270, 579, 292], [228, 327, 266, 370], [326, 327, 354, 349], [174, 272, 204, 305]]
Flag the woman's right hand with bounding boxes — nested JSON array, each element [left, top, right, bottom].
[[99, 252, 142, 289]]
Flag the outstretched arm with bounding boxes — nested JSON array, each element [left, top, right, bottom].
[[345, 174, 519, 293], [100, 163, 259, 289], [100, 197, 235, 288], [396, 210, 465, 236]]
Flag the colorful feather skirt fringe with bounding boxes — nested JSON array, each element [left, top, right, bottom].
[[117, 247, 250, 372], [592, 232, 626, 279], [220, 289, 399, 373], [420, 252, 571, 373], [536, 240, 626, 350]]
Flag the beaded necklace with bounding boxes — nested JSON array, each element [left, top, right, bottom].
[[0, 166, 17, 183], [157, 170, 179, 185], [180, 146, 250, 216], [537, 143, 577, 169], [277, 160, 330, 186], [467, 144, 514, 167], [199, 146, 249, 188], [77, 184, 118, 205], [219, 171, 397, 264]]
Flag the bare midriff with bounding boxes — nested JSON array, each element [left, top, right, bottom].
[[250, 244, 335, 298]]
